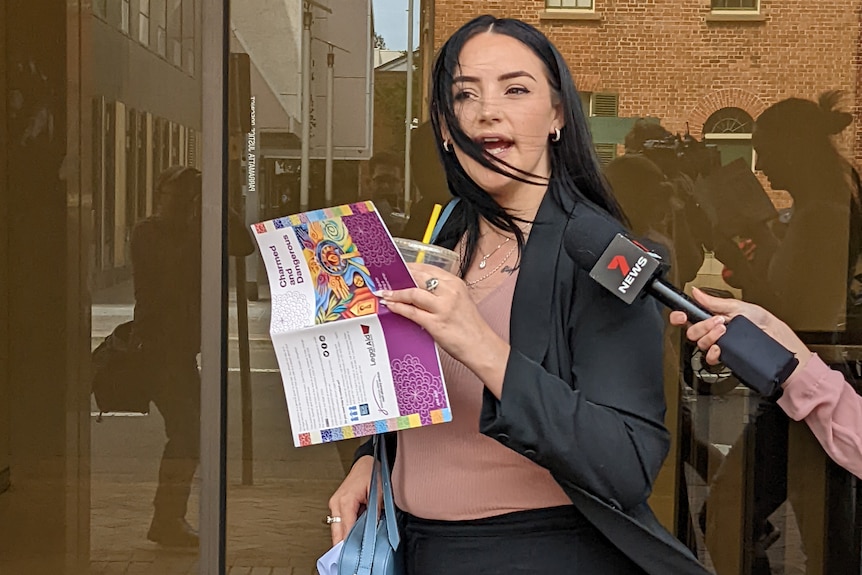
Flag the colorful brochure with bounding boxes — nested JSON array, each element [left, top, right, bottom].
[[251, 201, 451, 447]]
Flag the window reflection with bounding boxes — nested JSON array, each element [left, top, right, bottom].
[[3, 1, 862, 573], [609, 91, 862, 573]]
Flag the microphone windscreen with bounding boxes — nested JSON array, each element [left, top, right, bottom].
[[564, 202, 629, 271]]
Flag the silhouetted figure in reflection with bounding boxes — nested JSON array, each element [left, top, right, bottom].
[[132, 166, 202, 548], [365, 150, 406, 233], [605, 153, 674, 248], [624, 119, 712, 287], [700, 93, 862, 574], [401, 121, 453, 241], [750, 92, 862, 333], [132, 166, 254, 547], [606, 153, 727, 556]]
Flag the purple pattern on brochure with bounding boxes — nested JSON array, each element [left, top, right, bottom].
[[250, 202, 451, 447]]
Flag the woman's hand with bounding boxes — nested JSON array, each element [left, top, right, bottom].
[[376, 262, 510, 398], [327, 455, 374, 545], [669, 287, 811, 377]]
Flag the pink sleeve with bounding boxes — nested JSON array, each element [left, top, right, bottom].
[[777, 354, 862, 479]]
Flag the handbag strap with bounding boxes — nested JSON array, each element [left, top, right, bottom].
[[430, 198, 459, 244], [378, 434, 400, 550], [355, 435, 399, 575], [356, 437, 381, 575]]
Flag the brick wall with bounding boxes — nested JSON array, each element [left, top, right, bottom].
[[432, 1, 862, 187]]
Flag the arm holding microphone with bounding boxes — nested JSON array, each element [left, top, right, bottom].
[[670, 289, 862, 480]]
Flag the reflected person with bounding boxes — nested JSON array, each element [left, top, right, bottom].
[[623, 119, 711, 287], [132, 166, 202, 547], [732, 92, 862, 333], [365, 150, 406, 233], [605, 153, 726, 555]]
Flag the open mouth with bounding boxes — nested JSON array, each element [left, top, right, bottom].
[[476, 136, 514, 156]]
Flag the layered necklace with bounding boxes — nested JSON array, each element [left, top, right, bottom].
[[465, 225, 530, 288], [477, 235, 511, 269]]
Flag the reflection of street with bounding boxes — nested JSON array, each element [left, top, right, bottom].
[[90, 287, 344, 574], [683, 385, 807, 575]]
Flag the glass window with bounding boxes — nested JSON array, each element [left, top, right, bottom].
[[152, 0, 167, 57], [712, 0, 758, 10], [168, 0, 182, 67], [546, 0, 594, 8], [183, 0, 195, 74], [5, 2, 862, 575], [1, 0, 206, 572], [703, 107, 755, 168], [93, 0, 107, 19], [138, 0, 150, 46], [121, 0, 130, 33]]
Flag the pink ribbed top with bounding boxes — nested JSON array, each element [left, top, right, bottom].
[[392, 270, 573, 520]]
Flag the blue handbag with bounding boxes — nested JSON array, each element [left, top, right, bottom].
[[338, 435, 404, 575]]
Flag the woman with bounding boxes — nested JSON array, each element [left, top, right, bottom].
[[327, 16, 708, 574], [671, 288, 862, 479], [735, 92, 862, 333]]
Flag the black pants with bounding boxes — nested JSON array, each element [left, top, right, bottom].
[[403, 506, 647, 575], [149, 351, 201, 522]]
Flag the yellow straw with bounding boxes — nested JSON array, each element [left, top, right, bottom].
[[416, 203, 443, 263]]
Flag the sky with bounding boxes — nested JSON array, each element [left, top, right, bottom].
[[372, 0, 421, 51]]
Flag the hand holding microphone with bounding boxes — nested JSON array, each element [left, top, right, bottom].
[[668, 288, 812, 380], [564, 201, 799, 397], [671, 282, 862, 481]]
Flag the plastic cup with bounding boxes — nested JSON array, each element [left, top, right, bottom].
[[393, 238, 460, 273]]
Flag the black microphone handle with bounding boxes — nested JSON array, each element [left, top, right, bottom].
[[644, 276, 797, 396], [645, 278, 713, 323]]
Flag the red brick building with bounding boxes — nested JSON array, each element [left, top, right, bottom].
[[427, 0, 862, 207]]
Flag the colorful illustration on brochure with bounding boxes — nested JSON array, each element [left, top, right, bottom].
[[292, 219, 379, 324]]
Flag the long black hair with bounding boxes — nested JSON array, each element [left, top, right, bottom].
[[430, 15, 624, 274]]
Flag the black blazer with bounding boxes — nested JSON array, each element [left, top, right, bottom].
[[361, 190, 710, 575]]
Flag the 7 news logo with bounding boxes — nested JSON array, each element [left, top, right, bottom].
[[589, 234, 660, 304], [607, 254, 649, 294]]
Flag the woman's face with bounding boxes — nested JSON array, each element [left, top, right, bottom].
[[448, 32, 562, 198]]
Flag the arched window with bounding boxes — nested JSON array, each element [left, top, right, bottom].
[[703, 107, 755, 169]]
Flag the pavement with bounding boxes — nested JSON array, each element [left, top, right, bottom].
[[85, 280, 348, 574]]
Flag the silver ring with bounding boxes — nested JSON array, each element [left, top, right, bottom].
[[425, 278, 439, 292], [324, 515, 342, 525]]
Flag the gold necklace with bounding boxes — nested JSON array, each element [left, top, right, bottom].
[[477, 235, 511, 270], [466, 243, 518, 288]]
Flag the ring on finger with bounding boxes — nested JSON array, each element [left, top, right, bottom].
[[425, 277, 440, 293], [324, 515, 342, 525]]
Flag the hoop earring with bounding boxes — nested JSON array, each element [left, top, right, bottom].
[[442, 139, 452, 152], [551, 127, 562, 143]]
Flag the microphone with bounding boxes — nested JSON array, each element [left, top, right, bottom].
[[564, 201, 798, 397]]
